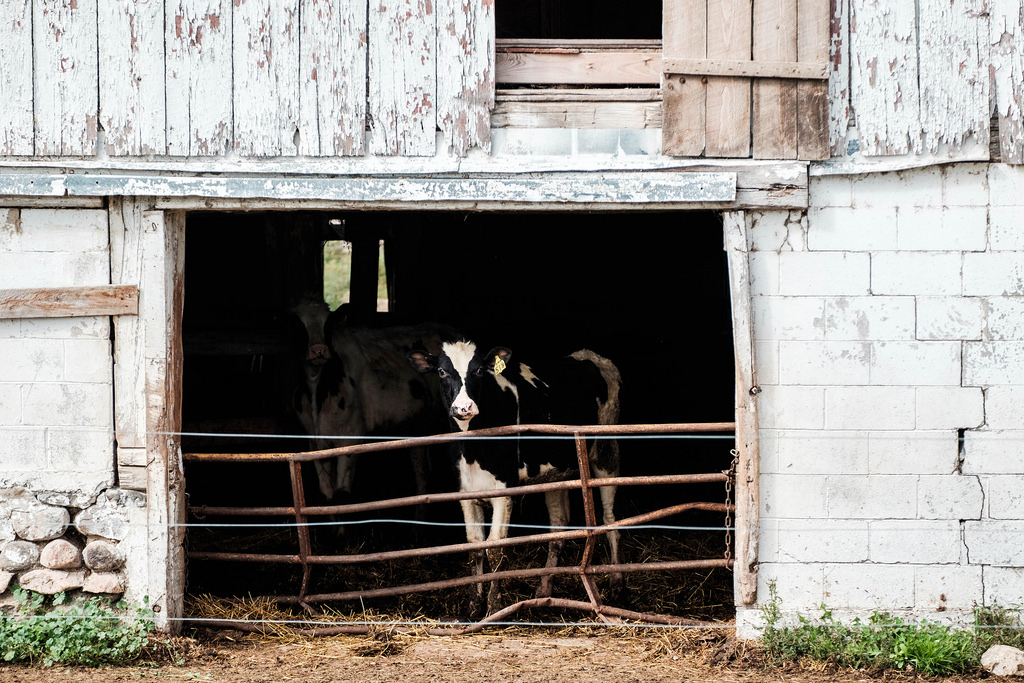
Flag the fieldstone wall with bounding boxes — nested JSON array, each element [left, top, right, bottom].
[[0, 486, 144, 605]]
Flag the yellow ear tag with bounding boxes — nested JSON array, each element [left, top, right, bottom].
[[493, 356, 506, 375]]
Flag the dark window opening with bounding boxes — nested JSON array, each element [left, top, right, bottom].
[[496, 0, 663, 40]]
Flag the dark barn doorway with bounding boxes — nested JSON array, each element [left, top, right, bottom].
[[180, 209, 736, 620]]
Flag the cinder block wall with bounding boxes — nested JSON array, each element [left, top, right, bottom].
[[0, 208, 115, 494], [737, 163, 1024, 635]]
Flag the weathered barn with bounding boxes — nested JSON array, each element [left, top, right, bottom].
[[0, 0, 1021, 636]]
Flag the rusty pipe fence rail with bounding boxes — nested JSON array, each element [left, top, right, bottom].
[[183, 421, 736, 634]]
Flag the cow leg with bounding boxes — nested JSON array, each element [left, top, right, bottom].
[[535, 489, 569, 599], [409, 446, 431, 523], [461, 498, 488, 619], [314, 459, 337, 500], [485, 495, 512, 616], [334, 454, 356, 497], [595, 480, 624, 601]]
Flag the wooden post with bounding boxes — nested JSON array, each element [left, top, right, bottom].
[[662, 0, 707, 156], [753, 0, 798, 159], [723, 211, 760, 606]]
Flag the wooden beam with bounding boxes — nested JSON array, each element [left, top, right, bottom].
[[0, 285, 139, 319], [663, 57, 829, 80], [497, 52, 662, 85]]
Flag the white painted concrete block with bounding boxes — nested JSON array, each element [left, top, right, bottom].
[[823, 296, 916, 341], [870, 520, 963, 563], [825, 386, 916, 430], [20, 384, 112, 428], [752, 296, 826, 341], [779, 341, 870, 385], [989, 206, 1024, 251], [963, 431, 1024, 474], [826, 475, 918, 518], [758, 563, 825, 609], [918, 474, 984, 519], [941, 163, 987, 206], [986, 297, 1024, 340], [755, 341, 779, 385], [964, 342, 1024, 385], [868, 431, 959, 475], [758, 385, 826, 429], [985, 475, 1024, 519], [985, 387, 1024, 430], [46, 429, 114, 473], [774, 430, 869, 474], [760, 474, 828, 518], [988, 164, 1024, 207], [779, 252, 871, 296], [748, 253, 780, 296], [750, 210, 807, 252], [0, 384, 21, 423], [897, 206, 987, 251], [0, 321, 20, 338], [916, 297, 984, 341], [823, 563, 916, 609], [758, 429, 781, 474], [963, 521, 1024, 564], [775, 519, 870, 562], [63, 340, 113, 383], [0, 252, 110, 288], [915, 565, 984, 611], [807, 206, 897, 251], [0, 429, 47, 469], [21, 317, 110, 340], [852, 168, 942, 209], [963, 253, 1024, 296], [915, 386, 984, 430], [871, 252, 962, 296], [984, 566, 1024, 606], [808, 175, 853, 208], [870, 341, 961, 386], [15, 209, 108, 253], [0, 339, 65, 382]]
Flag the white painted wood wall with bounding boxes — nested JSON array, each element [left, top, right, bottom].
[[2, 0, 1022, 163]]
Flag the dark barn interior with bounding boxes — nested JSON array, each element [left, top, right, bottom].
[[181, 209, 737, 620]]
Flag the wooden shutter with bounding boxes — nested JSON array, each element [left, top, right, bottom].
[[662, 0, 830, 160]]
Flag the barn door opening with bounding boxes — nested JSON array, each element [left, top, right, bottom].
[[178, 209, 741, 625]]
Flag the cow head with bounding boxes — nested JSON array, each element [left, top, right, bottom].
[[409, 341, 514, 431], [290, 297, 333, 368]]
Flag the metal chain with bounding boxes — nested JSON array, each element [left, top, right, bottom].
[[723, 448, 739, 566]]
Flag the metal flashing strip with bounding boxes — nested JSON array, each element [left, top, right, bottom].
[[0, 171, 737, 204]]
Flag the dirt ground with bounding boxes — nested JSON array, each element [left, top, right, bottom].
[[0, 628, 1002, 683]]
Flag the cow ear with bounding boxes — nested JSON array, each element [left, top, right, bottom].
[[485, 347, 512, 374], [408, 349, 437, 374]]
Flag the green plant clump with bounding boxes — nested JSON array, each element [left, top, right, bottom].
[[759, 581, 1020, 676], [0, 589, 154, 667]]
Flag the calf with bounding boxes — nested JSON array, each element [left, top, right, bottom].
[[291, 298, 452, 503], [409, 339, 622, 617]]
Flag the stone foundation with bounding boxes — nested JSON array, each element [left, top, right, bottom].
[[0, 486, 144, 606]]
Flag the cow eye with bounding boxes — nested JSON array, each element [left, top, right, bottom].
[[472, 367, 484, 377], [437, 368, 449, 379]]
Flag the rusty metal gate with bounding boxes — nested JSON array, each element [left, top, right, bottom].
[[183, 422, 736, 635]]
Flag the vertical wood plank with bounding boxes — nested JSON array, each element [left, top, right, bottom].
[[662, 0, 707, 156], [368, 0, 437, 156], [753, 0, 798, 159], [298, 0, 367, 156], [110, 197, 147, 452], [436, 0, 494, 157], [99, 0, 167, 155], [918, 0, 989, 153], [166, 0, 232, 156], [849, 0, 920, 155], [0, 0, 33, 155], [796, 0, 830, 159], [723, 210, 760, 606], [991, 0, 1024, 163], [827, 0, 850, 157], [234, 0, 300, 156], [34, 0, 99, 155], [706, 0, 752, 158]]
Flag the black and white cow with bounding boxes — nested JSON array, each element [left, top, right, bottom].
[[409, 338, 622, 616], [291, 297, 454, 503]]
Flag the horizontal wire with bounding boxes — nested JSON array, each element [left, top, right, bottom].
[[183, 519, 733, 532]]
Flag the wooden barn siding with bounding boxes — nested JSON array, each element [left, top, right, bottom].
[[3, 1, 1024, 162]]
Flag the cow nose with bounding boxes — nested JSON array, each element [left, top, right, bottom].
[[451, 402, 478, 420], [308, 343, 330, 364]]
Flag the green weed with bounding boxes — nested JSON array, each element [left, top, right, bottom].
[[760, 581, 1020, 675], [0, 588, 154, 667]]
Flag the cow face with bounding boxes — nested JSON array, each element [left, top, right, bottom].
[[409, 341, 514, 431]]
